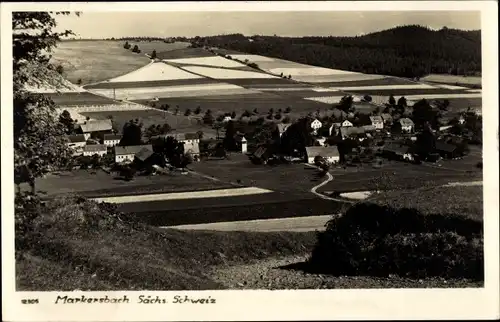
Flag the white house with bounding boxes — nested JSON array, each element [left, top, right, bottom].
[[103, 134, 122, 147], [223, 116, 233, 123], [341, 120, 353, 127], [369, 116, 384, 130], [310, 118, 323, 134], [173, 133, 201, 160], [305, 146, 340, 164], [66, 134, 86, 156], [83, 144, 107, 157], [114, 145, 153, 163], [399, 118, 415, 133]]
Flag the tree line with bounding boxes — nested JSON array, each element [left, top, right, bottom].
[[197, 25, 481, 78]]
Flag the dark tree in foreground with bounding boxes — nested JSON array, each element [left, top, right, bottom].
[[59, 110, 75, 134], [223, 121, 237, 151], [120, 120, 143, 146]]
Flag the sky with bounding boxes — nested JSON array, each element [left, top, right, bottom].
[[54, 11, 481, 39]]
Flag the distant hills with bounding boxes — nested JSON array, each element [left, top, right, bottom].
[[196, 25, 481, 78]]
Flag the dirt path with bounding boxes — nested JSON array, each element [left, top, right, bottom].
[[306, 164, 355, 203]]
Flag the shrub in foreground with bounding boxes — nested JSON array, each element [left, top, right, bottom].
[[308, 203, 483, 280]]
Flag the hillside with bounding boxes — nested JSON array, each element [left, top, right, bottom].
[[199, 25, 481, 78]]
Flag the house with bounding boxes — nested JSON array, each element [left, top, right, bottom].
[[276, 123, 291, 137], [82, 144, 107, 157], [339, 126, 365, 140], [310, 118, 323, 134], [381, 113, 393, 125], [173, 133, 201, 160], [399, 118, 415, 133], [222, 116, 233, 123], [305, 146, 340, 164], [369, 116, 384, 130], [341, 120, 353, 127], [103, 134, 122, 147], [234, 133, 248, 153], [382, 143, 414, 161], [77, 119, 113, 140], [114, 145, 153, 163], [435, 141, 459, 159], [458, 115, 466, 125], [66, 134, 86, 155], [362, 125, 377, 133]]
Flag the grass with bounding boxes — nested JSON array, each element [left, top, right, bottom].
[[315, 77, 417, 87], [44, 92, 119, 106], [422, 74, 482, 87], [156, 47, 213, 60], [50, 40, 151, 85], [347, 88, 470, 96], [26, 169, 229, 197], [124, 41, 190, 57], [16, 196, 318, 291]]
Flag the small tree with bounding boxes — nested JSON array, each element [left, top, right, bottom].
[[123, 41, 131, 49], [274, 112, 282, 120], [253, 108, 259, 115], [194, 106, 202, 115], [203, 110, 214, 125], [184, 109, 192, 116], [285, 106, 292, 114], [76, 78, 82, 85], [231, 111, 237, 119], [196, 130, 204, 139], [55, 65, 64, 75], [151, 49, 157, 59], [388, 95, 396, 106], [132, 45, 139, 53], [59, 110, 75, 134]]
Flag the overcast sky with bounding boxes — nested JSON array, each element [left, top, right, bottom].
[[54, 11, 481, 38]]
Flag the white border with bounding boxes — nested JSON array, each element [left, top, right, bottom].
[[2, 2, 499, 321]]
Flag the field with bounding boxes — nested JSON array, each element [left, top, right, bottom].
[[50, 40, 151, 85], [421, 74, 482, 87], [124, 41, 191, 56], [44, 92, 119, 106], [80, 109, 217, 136]]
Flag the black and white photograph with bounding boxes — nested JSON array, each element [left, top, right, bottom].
[[2, 1, 499, 321]]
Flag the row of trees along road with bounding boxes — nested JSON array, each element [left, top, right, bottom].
[[199, 25, 481, 78]]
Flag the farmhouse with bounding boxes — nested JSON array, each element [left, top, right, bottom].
[[103, 134, 122, 147], [173, 133, 201, 160], [435, 141, 460, 159], [310, 118, 323, 134], [399, 118, 415, 133], [77, 120, 113, 140], [341, 120, 353, 127], [305, 146, 340, 164], [382, 143, 414, 161], [339, 126, 365, 140], [222, 116, 233, 123], [362, 125, 377, 133], [114, 145, 153, 163], [369, 116, 384, 130], [66, 134, 86, 155], [276, 123, 291, 137], [381, 113, 393, 125], [83, 144, 107, 157]]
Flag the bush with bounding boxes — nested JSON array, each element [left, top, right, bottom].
[[308, 203, 483, 280]]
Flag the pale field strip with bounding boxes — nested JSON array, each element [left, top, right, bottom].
[[443, 181, 483, 187], [467, 89, 483, 93], [433, 84, 470, 90], [339, 191, 373, 200], [92, 187, 274, 204], [163, 215, 333, 232], [249, 87, 317, 92], [333, 83, 437, 90], [403, 93, 482, 100], [269, 66, 361, 76], [229, 54, 277, 62], [91, 84, 260, 100], [421, 74, 482, 86], [304, 96, 364, 104], [182, 66, 279, 79], [163, 56, 248, 68], [311, 87, 341, 92], [292, 74, 387, 83], [106, 62, 203, 83]]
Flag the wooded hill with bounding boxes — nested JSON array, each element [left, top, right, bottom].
[[197, 25, 481, 78]]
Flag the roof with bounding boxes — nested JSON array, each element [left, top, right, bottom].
[[104, 134, 122, 141], [362, 125, 376, 132], [79, 119, 113, 133], [277, 123, 291, 133], [435, 141, 458, 153], [383, 143, 411, 155], [399, 118, 415, 127], [172, 133, 199, 141], [381, 113, 393, 122], [114, 144, 153, 156], [67, 134, 86, 143], [253, 146, 268, 159], [369, 116, 383, 123], [135, 146, 155, 162], [185, 143, 201, 155], [305, 146, 340, 159], [83, 144, 107, 153], [340, 126, 365, 137]]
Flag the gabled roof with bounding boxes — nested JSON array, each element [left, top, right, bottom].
[[253, 146, 268, 159], [79, 119, 113, 133], [83, 144, 107, 153], [277, 123, 291, 133], [104, 134, 122, 141], [305, 146, 340, 159], [383, 143, 411, 155], [399, 118, 415, 127], [369, 115, 383, 123], [172, 133, 199, 141], [135, 146, 155, 162], [381, 113, 393, 122], [362, 125, 376, 132], [114, 144, 153, 156], [340, 126, 365, 137], [67, 134, 86, 143]]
